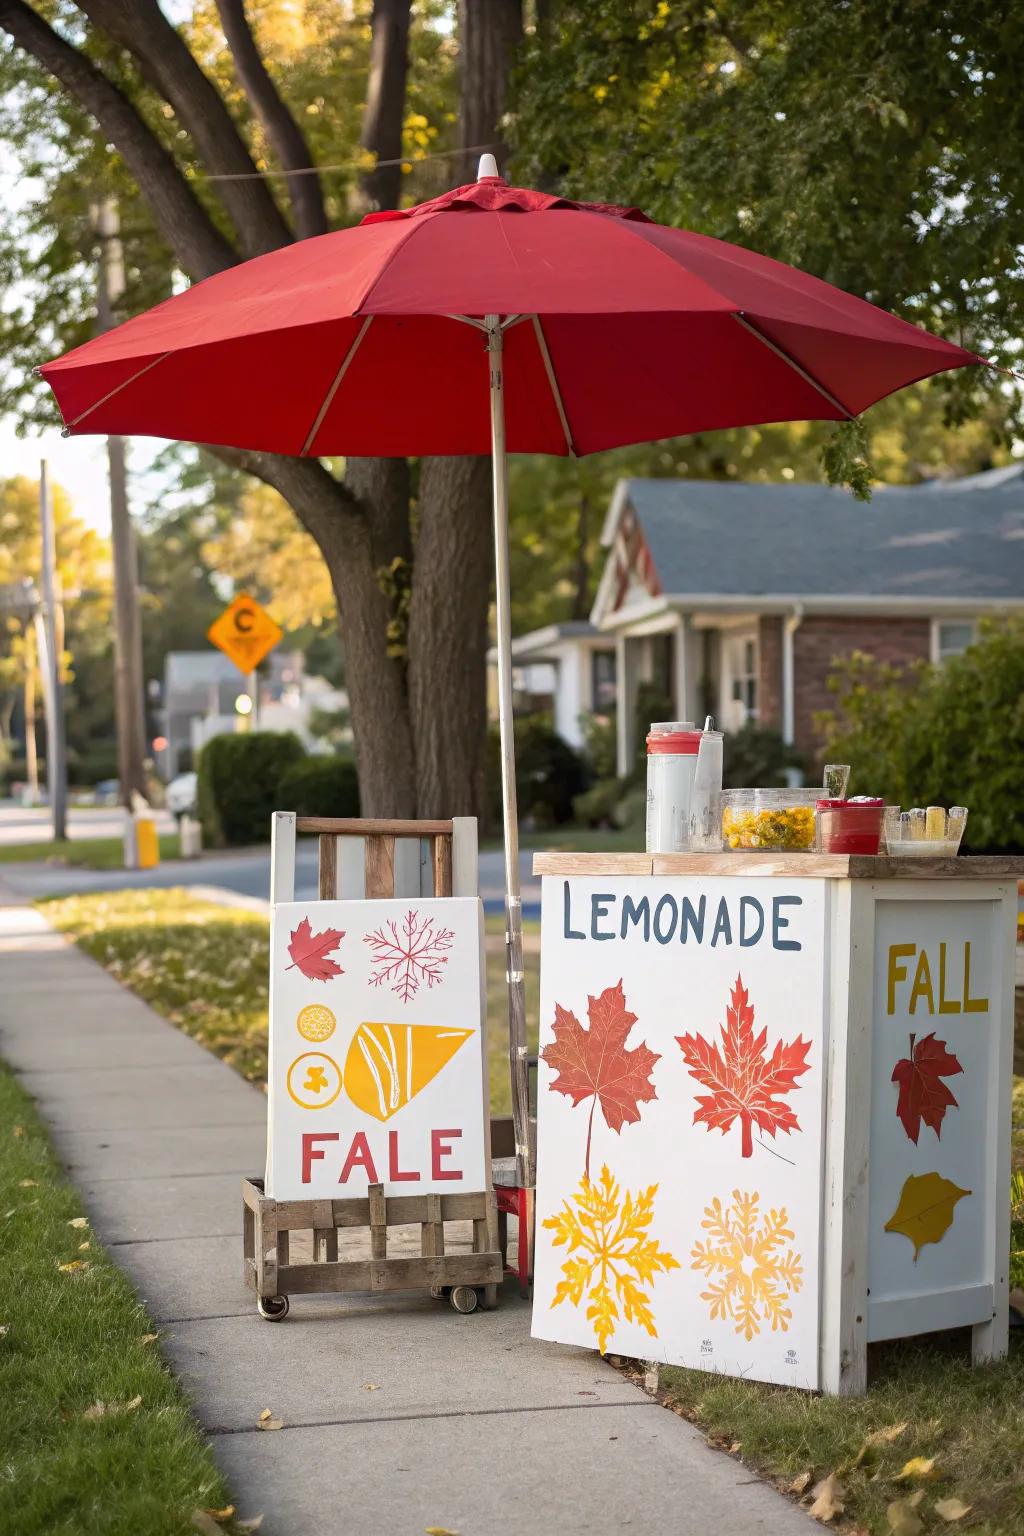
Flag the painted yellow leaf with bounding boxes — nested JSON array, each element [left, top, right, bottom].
[[544, 1165, 679, 1354], [884, 1173, 970, 1260], [344, 1022, 472, 1122], [887, 1500, 924, 1536], [934, 1498, 972, 1522], [808, 1473, 844, 1523], [896, 1456, 938, 1481]]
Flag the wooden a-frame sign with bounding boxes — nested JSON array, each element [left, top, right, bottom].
[[208, 593, 283, 674]]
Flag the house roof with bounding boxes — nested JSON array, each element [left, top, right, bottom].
[[488, 619, 601, 664], [604, 466, 1024, 609]]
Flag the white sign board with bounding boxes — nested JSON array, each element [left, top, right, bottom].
[[532, 876, 828, 1389], [267, 898, 487, 1200], [868, 896, 1003, 1338]]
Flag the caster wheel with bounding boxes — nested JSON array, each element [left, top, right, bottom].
[[257, 1294, 290, 1321], [449, 1285, 478, 1315]]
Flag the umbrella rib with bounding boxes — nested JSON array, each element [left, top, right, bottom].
[[300, 315, 373, 456], [61, 352, 172, 430], [531, 316, 576, 455], [732, 313, 854, 419]]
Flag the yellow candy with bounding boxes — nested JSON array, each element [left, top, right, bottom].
[[722, 805, 815, 851]]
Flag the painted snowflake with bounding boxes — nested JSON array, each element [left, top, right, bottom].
[[543, 1165, 680, 1354], [363, 909, 455, 1003], [691, 1190, 802, 1340]]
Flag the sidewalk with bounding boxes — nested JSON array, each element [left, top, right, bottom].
[[0, 904, 812, 1536]]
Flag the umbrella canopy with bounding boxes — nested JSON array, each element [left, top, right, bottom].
[[38, 164, 984, 1190], [41, 174, 980, 457]]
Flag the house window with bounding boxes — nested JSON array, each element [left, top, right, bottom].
[[933, 621, 977, 663], [721, 631, 759, 729], [590, 649, 617, 713]]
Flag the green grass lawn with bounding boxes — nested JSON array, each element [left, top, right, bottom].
[[0, 833, 180, 870], [40, 886, 1024, 1535], [41, 887, 539, 1113], [0, 1059, 247, 1536]]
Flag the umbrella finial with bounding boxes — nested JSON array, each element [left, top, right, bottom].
[[477, 152, 500, 180]]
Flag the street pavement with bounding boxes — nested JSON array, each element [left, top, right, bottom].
[[0, 833, 541, 916], [0, 801, 176, 846], [0, 904, 813, 1536]]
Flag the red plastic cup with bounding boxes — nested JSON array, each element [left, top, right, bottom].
[[815, 798, 885, 855]]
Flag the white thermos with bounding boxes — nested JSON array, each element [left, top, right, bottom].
[[645, 721, 701, 853]]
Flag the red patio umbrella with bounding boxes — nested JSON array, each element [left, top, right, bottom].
[[38, 156, 983, 1183]]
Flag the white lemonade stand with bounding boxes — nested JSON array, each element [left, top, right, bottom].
[[530, 850, 1020, 1395]]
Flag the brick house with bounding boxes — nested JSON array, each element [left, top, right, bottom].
[[564, 465, 1024, 774]]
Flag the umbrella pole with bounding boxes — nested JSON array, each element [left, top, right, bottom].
[[486, 313, 532, 1190]]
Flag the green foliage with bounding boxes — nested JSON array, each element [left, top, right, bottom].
[[487, 715, 588, 829], [580, 711, 617, 781], [817, 617, 1024, 851], [722, 723, 805, 790], [196, 729, 305, 847], [0, 1058, 232, 1535], [277, 753, 360, 819], [67, 745, 120, 787]]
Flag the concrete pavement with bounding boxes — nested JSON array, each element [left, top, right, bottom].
[[0, 904, 812, 1536]]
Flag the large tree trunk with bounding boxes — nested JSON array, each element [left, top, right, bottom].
[[359, 0, 412, 213], [458, 0, 523, 178]]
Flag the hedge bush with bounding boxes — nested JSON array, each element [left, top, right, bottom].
[[197, 730, 305, 847], [817, 615, 1024, 852], [486, 714, 588, 828], [278, 755, 360, 818]]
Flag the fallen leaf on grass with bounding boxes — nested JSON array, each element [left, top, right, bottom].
[[83, 1395, 142, 1420], [140, 1333, 159, 1346], [809, 1474, 844, 1523], [18, 1179, 36, 1188], [0, 1325, 8, 1339], [68, 1216, 89, 1229], [257, 1408, 283, 1431], [790, 1470, 813, 1495], [896, 1456, 938, 1481], [887, 1500, 924, 1536], [200, 1507, 235, 1524], [728, 1440, 741, 1455], [13, 1125, 24, 1138], [57, 1259, 90, 1274], [78, 1242, 91, 1251], [934, 1498, 972, 1522]]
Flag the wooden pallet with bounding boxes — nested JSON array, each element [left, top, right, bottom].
[[242, 1176, 503, 1318], [245, 813, 503, 1318]]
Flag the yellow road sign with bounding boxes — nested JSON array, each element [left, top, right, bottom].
[[207, 593, 283, 675]]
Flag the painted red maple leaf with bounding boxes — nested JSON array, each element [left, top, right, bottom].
[[676, 974, 811, 1159], [541, 980, 659, 1177], [286, 917, 345, 983], [891, 1031, 962, 1144]]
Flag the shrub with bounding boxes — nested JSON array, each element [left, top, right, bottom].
[[579, 711, 617, 780], [817, 615, 1024, 852], [197, 730, 305, 847], [486, 714, 588, 828], [722, 723, 805, 789], [67, 745, 120, 787], [278, 755, 360, 818]]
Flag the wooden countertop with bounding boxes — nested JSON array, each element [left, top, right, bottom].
[[532, 851, 1024, 880]]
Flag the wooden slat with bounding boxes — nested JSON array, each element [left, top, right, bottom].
[[257, 1201, 278, 1297], [295, 817, 453, 837], [279, 1252, 503, 1295], [272, 1190, 490, 1230], [270, 813, 297, 901], [364, 834, 396, 898], [533, 850, 1024, 879], [421, 1193, 444, 1259], [369, 1185, 387, 1262], [451, 816, 479, 897], [318, 833, 338, 899], [432, 834, 453, 897], [278, 1229, 290, 1266]]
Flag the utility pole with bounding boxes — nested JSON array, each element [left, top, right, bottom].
[[38, 462, 68, 841], [92, 197, 148, 807]]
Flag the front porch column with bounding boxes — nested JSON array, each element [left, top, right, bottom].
[[673, 615, 698, 724], [615, 633, 640, 777]]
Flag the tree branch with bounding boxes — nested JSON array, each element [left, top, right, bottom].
[[76, 0, 293, 258], [215, 0, 327, 240], [0, 0, 237, 280], [359, 0, 411, 213]]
